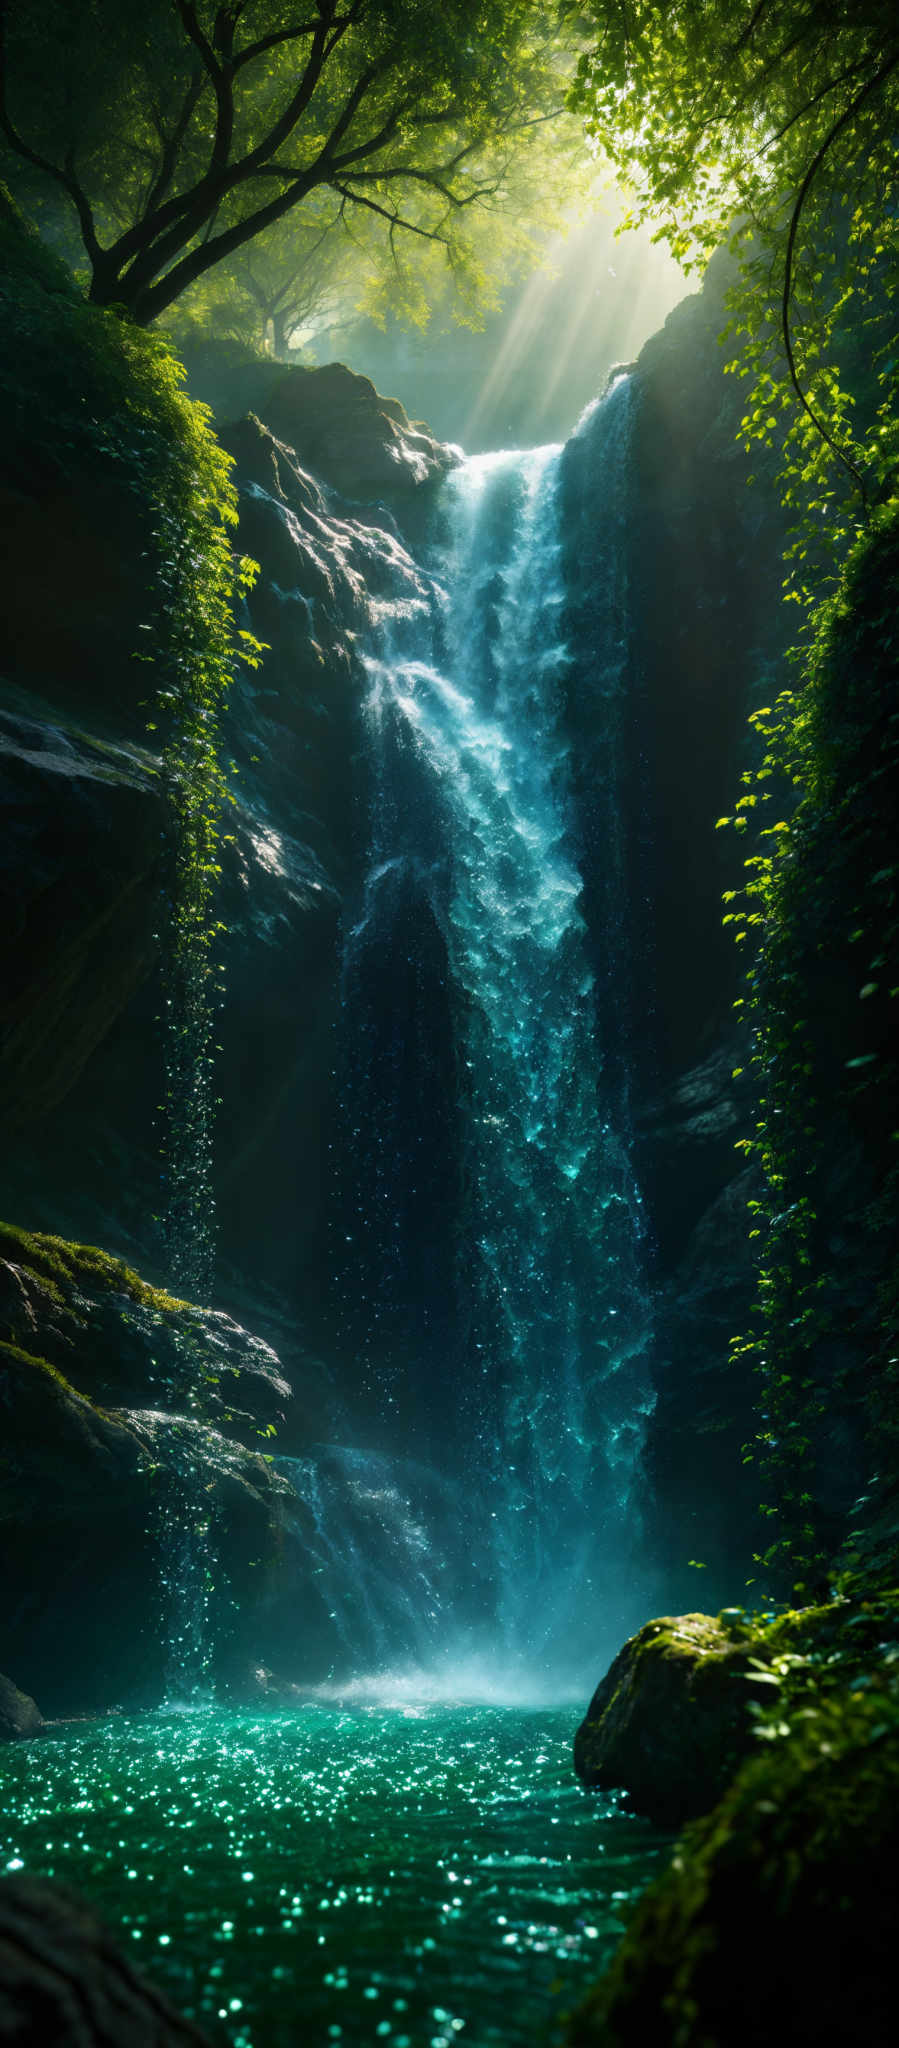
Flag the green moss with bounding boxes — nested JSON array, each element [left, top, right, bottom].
[[0, 182, 231, 501], [570, 1679, 899, 2046], [577, 1592, 899, 1835], [2, 195, 260, 1298], [575, 1610, 776, 1827], [0, 1221, 187, 1316], [0, 1337, 111, 1420], [633, 1614, 732, 1665]]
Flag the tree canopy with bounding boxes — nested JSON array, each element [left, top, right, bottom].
[[571, 0, 899, 576], [0, 0, 582, 325]]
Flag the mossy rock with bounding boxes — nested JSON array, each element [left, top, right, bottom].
[[569, 1681, 899, 2048], [574, 1613, 773, 1826], [0, 1220, 185, 1315], [0, 1337, 146, 1507], [0, 1315, 292, 1713], [575, 1595, 899, 1827], [0, 1671, 43, 1741]]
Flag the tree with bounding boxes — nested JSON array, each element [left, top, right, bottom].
[[231, 203, 353, 354], [0, 0, 581, 326], [162, 194, 364, 354], [570, 0, 899, 572]]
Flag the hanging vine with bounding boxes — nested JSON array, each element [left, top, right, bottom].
[[0, 192, 262, 1301], [721, 504, 899, 1594]]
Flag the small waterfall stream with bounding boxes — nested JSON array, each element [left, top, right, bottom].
[[319, 380, 655, 1682]]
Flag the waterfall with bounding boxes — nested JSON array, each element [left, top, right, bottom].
[[277, 1447, 475, 1677], [327, 379, 655, 1682]]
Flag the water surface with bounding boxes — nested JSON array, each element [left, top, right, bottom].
[[1, 1703, 669, 2046]]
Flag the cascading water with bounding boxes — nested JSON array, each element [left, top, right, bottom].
[[328, 379, 656, 1684], [277, 1447, 471, 1675]]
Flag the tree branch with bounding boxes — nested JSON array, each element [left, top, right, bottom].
[[745, 50, 873, 166], [175, 0, 233, 174], [100, 0, 345, 294], [143, 70, 205, 218], [232, 15, 346, 74], [330, 178, 450, 245], [132, 170, 322, 321], [114, 10, 351, 302], [728, 0, 778, 63]]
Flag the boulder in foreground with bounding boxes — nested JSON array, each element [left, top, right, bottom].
[[574, 1611, 768, 1826], [0, 1874, 212, 2043]]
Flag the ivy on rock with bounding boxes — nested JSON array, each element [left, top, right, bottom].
[[0, 188, 261, 1300]]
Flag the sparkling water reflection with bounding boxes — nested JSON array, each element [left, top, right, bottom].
[[0, 1705, 669, 2047]]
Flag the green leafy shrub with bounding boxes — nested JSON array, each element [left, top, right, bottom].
[[724, 501, 899, 1590]]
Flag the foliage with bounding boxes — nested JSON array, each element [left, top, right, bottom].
[[570, 1589, 899, 2042], [569, 1661, 899, 2046], [170, 192, 364, 355], [718, 1582, 899, 1721], [717, 501, 899, 1593], [0, 1, 587, 326], [0, 195, 257, 1297], [142, 402, 263, 1305], [163, 120, 587, 355], [571, 0, 899, 589]]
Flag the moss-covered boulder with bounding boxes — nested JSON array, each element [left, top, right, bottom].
[[574, 1612, 773, 1826], [0, 1222, 291, 1433], [0, 1673, 42, 1741], [569, 1679, 899, 2048], [0, 1222, 299, 1713]]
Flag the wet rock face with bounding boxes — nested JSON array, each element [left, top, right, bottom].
[[211, 412, 441, 1326], [561, 254, 788, 1599], [641, 1154, 761, 1613], [0, 369, 444, 1338], [0, 1874, 213, 2044], [0, 1332, 158, 1711], [0, 703, 162, 1138], [0, 1675, 42, 1741], [0, 1225, 291, 1428], [0, 1226, 297, 1712], [182, 352, 458, 505], [574, 1613, 769, 1828], [262, 360, 458, 502]]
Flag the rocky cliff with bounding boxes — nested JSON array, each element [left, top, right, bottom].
[[561, 252, 788, 1601]]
